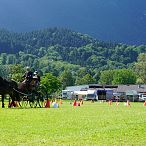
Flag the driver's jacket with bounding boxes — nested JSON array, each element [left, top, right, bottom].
[[23, 71, 33, 80]]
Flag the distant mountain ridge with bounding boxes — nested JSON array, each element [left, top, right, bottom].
[[0, 27, 97, 53], [0, 0, 146, 45]]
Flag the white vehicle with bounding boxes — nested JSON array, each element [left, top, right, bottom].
[[85, 90, 97, 101], [62, 90, 73, 99], [139, 94, 146, 101]]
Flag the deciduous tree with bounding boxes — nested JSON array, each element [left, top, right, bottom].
[[134, 53, 146, 83], [41, 73, 61, 95], [59, 70, 74, 89]]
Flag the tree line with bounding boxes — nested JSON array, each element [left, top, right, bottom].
[[0, 27, 146, 93]]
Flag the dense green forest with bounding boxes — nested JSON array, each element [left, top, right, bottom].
[[0, 27, 146, 86]]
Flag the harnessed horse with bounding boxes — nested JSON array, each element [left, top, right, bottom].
[[0, 76, 20, 108], [0, 76, 44, 108], [17, 78, 43, 108]]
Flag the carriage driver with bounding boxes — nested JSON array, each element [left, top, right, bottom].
[[22, 66, 33, 84]]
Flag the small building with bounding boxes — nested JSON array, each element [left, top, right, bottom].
[[63, 84, 146, 101], [74, 90, 88, 100], [88, 84, 118, 100], [113, 85, 146, 101], [62, 85, 88, 99], [63, 84, 118, 100], [126, 90, 139, 102]]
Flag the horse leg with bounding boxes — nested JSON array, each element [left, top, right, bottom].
[[12, 100, 16, 107], [38, 97, 43, 108], [2, 95, 5, 108], [8, 97, 11, 108], [18, 101, 22, 107]]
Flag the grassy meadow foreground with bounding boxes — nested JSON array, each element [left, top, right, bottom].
[[0, 101, 146, 146]]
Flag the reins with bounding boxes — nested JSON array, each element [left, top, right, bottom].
[[13, 88, 32, 96]]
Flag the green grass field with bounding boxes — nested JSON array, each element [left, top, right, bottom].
[[0, 101, 146, 146]]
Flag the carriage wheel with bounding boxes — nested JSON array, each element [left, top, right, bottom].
[[21, 96, 29, 107], [29, 101, 37, 108], [29, 95, 44, 108], [37, 91, 45, 108], [30, 91, 45, 108], [39, 99, 44, 108], [29, 95, 38, 108]]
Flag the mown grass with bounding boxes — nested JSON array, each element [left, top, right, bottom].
[[0, 101, 146, 146]]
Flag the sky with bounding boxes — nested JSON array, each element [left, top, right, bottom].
[[0, 0, 146, 44]]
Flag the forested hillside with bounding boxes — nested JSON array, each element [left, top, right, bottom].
[[0, 28, 94, 53], [0, 27, 146, 84]]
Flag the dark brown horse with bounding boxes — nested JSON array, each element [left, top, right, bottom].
[[18, 79, 36, 94], [0, 76, 20, 108], [0, 76, 44, 108], [17, 79, 43, 107]]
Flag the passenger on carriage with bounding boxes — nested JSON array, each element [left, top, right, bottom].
[[33, 71, 41, 86], [22, 66, 33, 84]]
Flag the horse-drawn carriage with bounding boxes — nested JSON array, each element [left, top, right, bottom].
[[0, 76, 46, 108]]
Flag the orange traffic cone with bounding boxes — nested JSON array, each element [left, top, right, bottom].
[[45, 99, 50, 108], [108, 100, 112, 105], [126, 100, 130, 107], [144, 101, 146, 106], [73, 99, 77, 106], [60, 99, 63, 104], [116, 100, 119, 106]]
